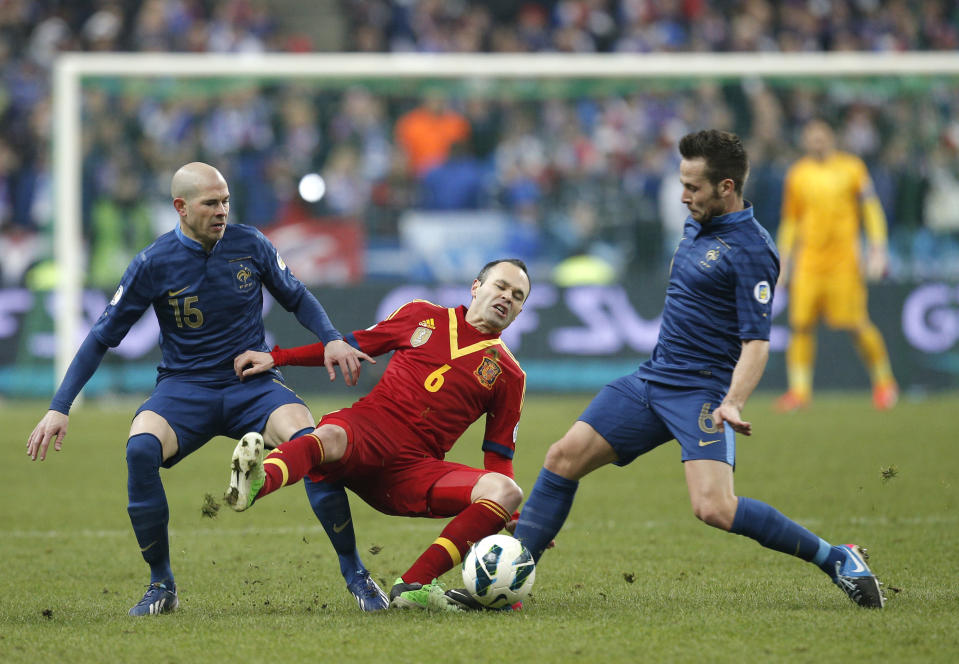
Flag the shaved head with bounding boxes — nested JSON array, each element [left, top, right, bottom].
[[171, 162, 227, 201], [171, 162, 231, 251]]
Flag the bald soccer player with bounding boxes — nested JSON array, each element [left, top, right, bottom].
[[26, 162, 373, 616]]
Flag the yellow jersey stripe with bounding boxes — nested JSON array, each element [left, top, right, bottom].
[[447, 307, 501, 359]]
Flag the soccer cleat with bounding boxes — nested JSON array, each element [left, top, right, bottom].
[[873, 382, 899, 411], [831, 544, 885, 608], [444, 587, 521, 612], [389, 578, 461, 612], [225, 432, 265, 511], [774, 390, 810, 413], [128, 581, 178, 616], [346, 571, 389, 611]]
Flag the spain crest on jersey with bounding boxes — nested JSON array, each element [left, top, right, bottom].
[[474, 356, 502, 389]]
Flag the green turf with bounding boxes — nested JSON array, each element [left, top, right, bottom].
[[2, 392, 957, 663]]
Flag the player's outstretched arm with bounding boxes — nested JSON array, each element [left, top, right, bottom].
[[323, 339, 375, 386], [27, 410, 69, 461], [713, 339, 769, 436], [26, 332, 110, 460], [234, 350, 275, 380]]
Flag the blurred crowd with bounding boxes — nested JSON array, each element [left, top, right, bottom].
[[344, 0, 959, 53], [2, 0, 959, 287]]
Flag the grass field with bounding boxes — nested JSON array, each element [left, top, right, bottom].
[[2, 391, 957, 663]]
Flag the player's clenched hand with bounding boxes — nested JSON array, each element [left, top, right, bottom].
[[234, 350, 274, 380], [712, 402, 752, 436], [323, 339, 375, 386], [27, 410, 69, 461]]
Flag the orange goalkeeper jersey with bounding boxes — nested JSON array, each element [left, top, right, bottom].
[[779, 152, 881, 275]]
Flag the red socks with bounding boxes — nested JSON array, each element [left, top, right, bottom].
[[258, 433, 327, 498], [402, 499, 511, 585]]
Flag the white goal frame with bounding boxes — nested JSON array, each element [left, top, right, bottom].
[[52, 51, 959, 383]]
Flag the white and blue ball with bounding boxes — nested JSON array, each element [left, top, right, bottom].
[[462, 534, 536, 608]]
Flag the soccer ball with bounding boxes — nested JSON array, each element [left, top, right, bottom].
[[462, 534, 536, 608]]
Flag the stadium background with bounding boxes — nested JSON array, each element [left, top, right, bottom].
[[1, 0, 959, 398]]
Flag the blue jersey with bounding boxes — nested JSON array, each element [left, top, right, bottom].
[[91, 224, 339, 382], [637, 204, 779, 391]]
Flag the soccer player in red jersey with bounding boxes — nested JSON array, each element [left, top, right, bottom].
[[226, 259, 530, 611]]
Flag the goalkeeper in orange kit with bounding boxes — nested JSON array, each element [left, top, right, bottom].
[[776, 119, 898, 412]]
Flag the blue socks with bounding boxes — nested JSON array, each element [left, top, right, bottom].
[[514, 470, 844, 578], [303, 477, 366, 585], [513, 468, 579, 562], [303, 476, 366, 584], [126, 433, 172, 585], [731, 496, 835, 575], [291, 426, 367, 583], [292, 426, 366, 583]]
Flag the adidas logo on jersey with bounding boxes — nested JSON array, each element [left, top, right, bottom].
[[418, 318, 436, 330]]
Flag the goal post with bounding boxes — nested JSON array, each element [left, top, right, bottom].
[[51, 50, 959, 384]]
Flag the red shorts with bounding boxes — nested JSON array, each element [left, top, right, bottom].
[[307, 410, 488, 518]]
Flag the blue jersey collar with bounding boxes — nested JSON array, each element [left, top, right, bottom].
[[175, 223, 220, 254], [688, 201, 754, 234]]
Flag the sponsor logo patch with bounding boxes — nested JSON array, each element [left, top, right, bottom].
[[754, 280, 771, 304], [276, 250, 287, 270], [410, 326, 433, 347], [110, 285, 124, 306]]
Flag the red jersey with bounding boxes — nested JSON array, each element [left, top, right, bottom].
[[273, 301, 525, 464]]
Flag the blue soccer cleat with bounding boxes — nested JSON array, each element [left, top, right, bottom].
[[831, 544, 885, 608], [346, 570, 389, 611], [129, 581, 179, 616]]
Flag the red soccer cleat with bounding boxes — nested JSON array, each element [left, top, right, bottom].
[[872, 382, 899, 411], [774, 390, 810, 413]]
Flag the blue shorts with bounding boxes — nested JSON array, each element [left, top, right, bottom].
[[579, 375, 735, 467], [136, 371, 306, 468]]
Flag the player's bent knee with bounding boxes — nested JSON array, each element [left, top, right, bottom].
[[478, 473, 523, 512], [126, 433, 162, 469], [311, 423, 348, 463], [543, 442, 571, 473], [543, 424, 614, 480], [129, 411, 178, 461], [263, 403, 314, 447], [471, 472, 523, 511], [690, 496, 735, 530]]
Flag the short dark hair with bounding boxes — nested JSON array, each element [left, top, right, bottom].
[[475, 258, 530, 291], [678, 129, 749, 195]]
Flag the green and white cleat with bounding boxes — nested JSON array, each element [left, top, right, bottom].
[[225, 432, 265, 511], [389, 578, 461, 612]]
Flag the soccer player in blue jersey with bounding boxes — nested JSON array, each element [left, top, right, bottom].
[[24, 162, 383, 616], [513, 130, 885, 608]]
